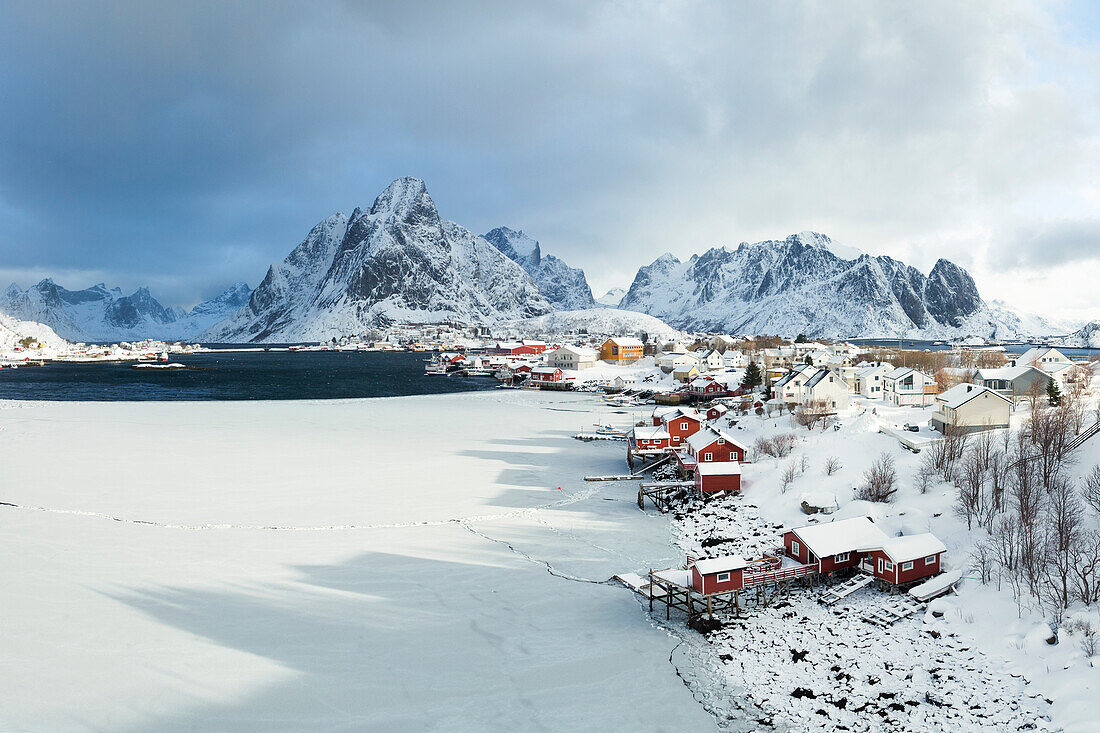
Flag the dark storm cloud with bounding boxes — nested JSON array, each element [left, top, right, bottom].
[[998, 220, 1100, 269], [0, 1, 1096, 309]]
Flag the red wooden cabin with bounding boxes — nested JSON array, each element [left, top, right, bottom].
[[694, 462, 741, 494], [690, 556, 748, 594]]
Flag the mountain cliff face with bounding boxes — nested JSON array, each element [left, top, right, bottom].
[[204, 178, 552, 342], [617, 232, 1018, 338], [0, 279, 250, 342], [482, 227, 595, 310]]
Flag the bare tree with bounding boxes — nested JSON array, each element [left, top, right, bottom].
[[824, 455, 842, 476], [927, 415, 967, 482], [857, 452, 898, 502], [780, 461, 798, 493], [1072, 530, 1100, 606], [1028, 404, 1075, 490], [794, 399, 830, 431], [1044, 475, 1083, 611], [1085, 464, 1100, 517]]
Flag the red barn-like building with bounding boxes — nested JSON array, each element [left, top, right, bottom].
[[694, 462, 741, 494], [530, 366, 563, 383]]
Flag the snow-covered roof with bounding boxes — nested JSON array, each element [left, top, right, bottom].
[[884, 367, 915, 380], [531, 366, 559, 374], [653, 568, 691, 588], [974, 365, 1040, 381], [687, 427, 749, 453], [605, 336, 643, 347], [789, 516, 888, 558], [872, 534, 947, 564], [632, 425, 670, 440], [695, 462, 741, 476], [937, 382, 1011, 408], [551, 344, 598, 358], [693, 555, 747, 574]]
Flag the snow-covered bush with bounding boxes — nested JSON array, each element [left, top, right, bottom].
[[856, 452, 897, 502]]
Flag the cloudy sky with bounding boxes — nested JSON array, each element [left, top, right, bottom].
[[1, 1, 1098, 320]]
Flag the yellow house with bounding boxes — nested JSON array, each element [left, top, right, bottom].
[[672, 364, 700, 383], [600, 337, 644, 363]]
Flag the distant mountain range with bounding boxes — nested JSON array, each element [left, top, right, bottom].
[[0, 178, 1079, 343], [617, 231, 1071, 340], [0, 280, 250, 342]]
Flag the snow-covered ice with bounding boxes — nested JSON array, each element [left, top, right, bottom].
[[0, 392, 714, 731]]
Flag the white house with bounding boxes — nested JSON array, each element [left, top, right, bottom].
[[932, 383, 1011, 434], [852, 362, 893, 398], [658, 352, 699, 374], [700, 349, 725, 372], [546, 345, 599, 371], [721, 350, 747, 369], [881, 367, 938, 406], [773, 365, 849, 411], [1013, 346, 1071, 369]]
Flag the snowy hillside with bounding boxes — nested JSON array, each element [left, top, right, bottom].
[[483, 227, 595, 310], [203, 178, 552, 343], [505, 307, 682, 341], [0, 312, 70, 355], [1053, 321, 1100, 348], [0, 280, 250, 343], [596, 288, 627, 307], [617, 231, 1045, 339]]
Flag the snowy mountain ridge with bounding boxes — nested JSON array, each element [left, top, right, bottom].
[[617, 232, 1057, 339], [0, 279, 251, 343], [203, 178, 552, 343], [482, 227, 595, 310]]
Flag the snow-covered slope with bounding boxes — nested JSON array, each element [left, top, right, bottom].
[[1052, 321, 1100, 348], [596, 288, 627, 307], [0, 280, 250, 343], [505, 307, 682, 341], [0, 312, 69, 354], [204, 178, 552, 343], [618, 231, 1042, 339], [483, 227, 595, 310]]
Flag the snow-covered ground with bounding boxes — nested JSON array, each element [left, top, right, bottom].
[[0, 392, 717, 732], [656, 395, 1100, 732]]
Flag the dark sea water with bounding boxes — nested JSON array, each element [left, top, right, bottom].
[[0, 350, 495, 401]]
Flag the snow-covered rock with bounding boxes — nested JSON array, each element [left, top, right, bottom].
[[1053, 321, 1100, 348], [483, 227, 595, 310], [204, 178, 552, 343], [617, 231, 1054, 339], [0, 279, 250, 343], [596, 288, 627, 307], [504, 307, 682, 341]]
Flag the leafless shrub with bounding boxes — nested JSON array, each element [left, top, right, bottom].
[[799, 454, 809, 474], [781, 462, 797, 493], [794, 400, 829, 431], [754, 433, 797, 458], [1083, 465, 1100, 517], [824, 456, 842, 476], [857, 452, 897, 503]]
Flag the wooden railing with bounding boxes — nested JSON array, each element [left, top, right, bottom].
[[741, 563, 817, 587]]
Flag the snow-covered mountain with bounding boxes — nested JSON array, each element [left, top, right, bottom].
[[0, 280, 251, 342], [203, 178, 552, 343], [482, 227, 595, 310], [0, 312, 69, 354], [617, 231, 1040, 339], [1052, 321, 1100, 348], [505, 307, 682, 342], [596, 288, 627, 307]]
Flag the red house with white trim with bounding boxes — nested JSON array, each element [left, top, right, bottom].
[[705, 404, 729, 421], [690, 556, 748, 594], [783, 516, 946, 584], [663, 409, 704, 447], [530, 366, 563, 383], [685, 428, 749, 464]]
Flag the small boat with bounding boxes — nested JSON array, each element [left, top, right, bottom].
[[159, 351, 169, 361]]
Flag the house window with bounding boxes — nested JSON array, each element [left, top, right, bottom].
[[877, 558, 884, 572], [716, 572, 730, 582], [703, 452, 712, 461], [901, 561, 913, 571], [717, 438, 725, 444], [680, 422, 688, 430], [925, 555, 936, 565], [834, 552, 849, 562], [791, 540, 800, 556], [884, 561, 894, 571]]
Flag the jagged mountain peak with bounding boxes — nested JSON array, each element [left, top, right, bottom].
[[367, 176, 438, 225], [482, 226, 593, 311]]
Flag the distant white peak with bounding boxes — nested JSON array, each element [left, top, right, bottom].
[[490, 227, 540, 260], [367, 176, 437, 223], [597, 287, 627, 307]]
